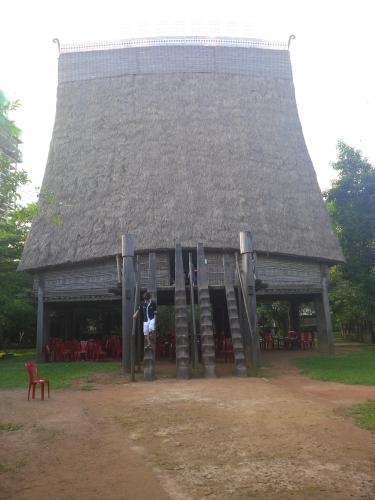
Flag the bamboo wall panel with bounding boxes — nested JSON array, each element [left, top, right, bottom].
[[137, 253, 170, 288]]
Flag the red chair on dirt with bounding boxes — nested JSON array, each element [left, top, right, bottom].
[[25, 362, 50, 400]]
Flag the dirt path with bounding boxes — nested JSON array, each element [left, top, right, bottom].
[[1, 356, 375, 499]]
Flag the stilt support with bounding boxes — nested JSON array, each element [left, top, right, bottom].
[[36, 275, 45, 362], [238, 231, 261, 372], [314, 265, 334, 354], [122, 235, 135, 373]]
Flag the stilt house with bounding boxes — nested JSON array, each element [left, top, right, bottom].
[[19, 36, 343, 376]]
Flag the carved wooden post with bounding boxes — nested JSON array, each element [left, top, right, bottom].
[[174, 244, 190, 379], [144, 252, 156, 381], [121, 235, 135, 372], [223, 253, 247, 377], [314, 265, 334, 354], [197, 243, 216, 378], [189, 252, 198, 369], [36, 274, 45, 362], [239, 231, 261, 371]]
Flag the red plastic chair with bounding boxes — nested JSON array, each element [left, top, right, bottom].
[[301, 332, 313, 350], [263, 332, 274, 350], [25, 362, 50, 400], [285, 331, 300, 350]]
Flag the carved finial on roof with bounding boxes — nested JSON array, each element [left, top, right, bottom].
[[53, 38, 61, 53], [288, 34, 296, 49]]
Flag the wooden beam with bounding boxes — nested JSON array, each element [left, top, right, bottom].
[[121, 235, 135, 373], [174, 244, 190, 378], [223, 253, 247, 376], [197, 243, 216, 378]]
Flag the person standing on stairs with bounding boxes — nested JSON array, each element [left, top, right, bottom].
[[133, 292, 157, 349]]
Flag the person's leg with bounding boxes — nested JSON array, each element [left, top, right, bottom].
[[144, 322, 151, 348]]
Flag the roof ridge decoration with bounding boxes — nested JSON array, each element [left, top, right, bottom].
[[54, 36, 290, 54]]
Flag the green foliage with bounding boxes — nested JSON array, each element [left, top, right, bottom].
[[0, 351, 120, 389], [257, 302, 289, 335], [0, 90, 37, 349], [156, 305, 175, 336], [346, 400, 375, 431], [293, 349, 375, 385], [325, 142, 375, 335]]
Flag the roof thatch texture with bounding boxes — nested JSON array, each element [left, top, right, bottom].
[[19, 39, 343, 271]]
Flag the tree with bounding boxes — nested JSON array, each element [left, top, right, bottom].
[[0, 90, 36, 349], [325, 141, 375, 341]]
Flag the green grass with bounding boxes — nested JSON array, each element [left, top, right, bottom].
[[347, 401, 375, 431], [293, 349, 375, 385], [0, 351, 121, 389], [0, 422, 23, 431]]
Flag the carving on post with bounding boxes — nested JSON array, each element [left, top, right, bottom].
[[121, 235, 135, 373], [197, 243, 216, 378], [174, 244, 190, 379], [144, 252, 157, 381], [223, 254, 247, 377], [238, 231, 261, 372]]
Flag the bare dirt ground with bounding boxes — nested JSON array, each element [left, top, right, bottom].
[[1, 351, 375, 500]]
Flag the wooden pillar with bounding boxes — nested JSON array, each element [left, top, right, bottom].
[[239, 231, 261, 372], [197, 243, 216, 378], [134, 257, 142, 371], [131, 281, 140, 381], [289, 299, 301, 332], [43, 304, 51, 350], [223, 253, 247, 377], [314, 265, 334, 354], [121, 235, 135, 372], [174, 244, 190, 379], [144, 252, 157, 381], [36, 274, 45, 362]]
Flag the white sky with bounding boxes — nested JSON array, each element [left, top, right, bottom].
[[1, 0, 374, 203]]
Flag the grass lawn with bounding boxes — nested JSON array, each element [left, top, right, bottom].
[[292, 348, 375, 385], [0, 351, 121, 390], [346, 401, 375, 431]]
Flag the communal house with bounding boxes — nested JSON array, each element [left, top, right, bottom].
[[19, 36, 343, 378]]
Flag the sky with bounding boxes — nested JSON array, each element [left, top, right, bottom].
[[1, 0, 374, 203]]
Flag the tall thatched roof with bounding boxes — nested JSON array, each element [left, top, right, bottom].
[[19, 36, 343, 271]]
